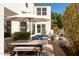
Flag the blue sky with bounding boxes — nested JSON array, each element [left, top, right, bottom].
[[51, 3, 69, 15]]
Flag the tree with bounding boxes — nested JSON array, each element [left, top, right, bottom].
[[51, 13, 63, 33], [63, 3, 79, 55], [51, 13, 63, 29]]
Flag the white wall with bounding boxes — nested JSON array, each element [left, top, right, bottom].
[[11, 21, 20, 33], [28, 3, 34, 13], [34, 5, 51, 35], [2, 3, 27, 14], [34, 6, 51, 19], [2, 3, 35, 14], [46, 21, 51, 34]]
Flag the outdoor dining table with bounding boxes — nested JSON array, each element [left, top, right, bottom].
[[10, 40, 46, 55]]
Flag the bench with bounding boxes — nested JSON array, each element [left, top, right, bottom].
[[13, 47, 41, 56]]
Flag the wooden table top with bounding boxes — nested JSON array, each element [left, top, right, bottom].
[[10, 40, 47, 46]]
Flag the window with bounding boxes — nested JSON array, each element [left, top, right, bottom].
[[42, 24, 46, 31], [20, 22, 27, 32], [42, 8, 47, 15], [37, 8, 41, 15], [26, 3, 28, 8], [42, 24, 46, 34], [32, 24, 35, 34], [7, 20, 11, 33], [37, 24, 41, 33], [37, 8, 47, 15]]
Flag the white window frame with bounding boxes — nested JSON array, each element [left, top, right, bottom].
[[20, 22, 27, 32], [42, 8, 47, 15], [37, 7, 47, 16]]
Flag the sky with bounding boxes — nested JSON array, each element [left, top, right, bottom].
[[51, 3, 69, 15]]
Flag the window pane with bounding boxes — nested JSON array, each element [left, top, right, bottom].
[[20, 22, 27, 32], [42, 8, 47, 15], [42, 24, 45, 28], [7, 20, 11, 27], [42, 8, 46, 11], [26, 3, 28, 8], [42, 24, 46, 34], [20, 28, 27, 32], [37, 12, 41, 15], [7, 20, 11, 33], [32, 24, 35, 34], [42, 24, 45, 30], [37, 24, 41, 33], [42, 12, 46, 15], [37, 8, 41, 15], [20, 22, 26, 27], [7, 28, 11, 33], [37, 8, 41, 11]]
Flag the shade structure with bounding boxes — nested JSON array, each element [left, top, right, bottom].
[[4, 13, 50, 40], [4, 13, 50, 22]]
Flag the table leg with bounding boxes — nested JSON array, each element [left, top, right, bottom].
[[15, 51, 18, 56]]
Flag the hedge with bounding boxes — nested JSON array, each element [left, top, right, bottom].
[[12, 32, 30, 41]]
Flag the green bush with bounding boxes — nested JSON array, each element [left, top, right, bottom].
[[12, 32, 30, 41], [42, 30, 46, 35]]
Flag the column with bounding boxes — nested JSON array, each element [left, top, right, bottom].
[[41, 24, 42, 34], [11, 21, 20, 33], [30, 22, 32, 36], [35, 23, 37, 35]]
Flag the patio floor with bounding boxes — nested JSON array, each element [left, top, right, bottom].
[[4, 40, 55, 56], [4, 45, 55, 56], [4, 39, 66, 56]]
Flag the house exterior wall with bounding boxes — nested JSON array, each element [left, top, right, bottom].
[[4, 3, 51, 35], [3, 3, 27, 14], [11, 21, 20, 33], [34, 6, 51, 19], [33, 21, 51, 35], [33, 4, 51, 35], [2, 3, 34, 14]]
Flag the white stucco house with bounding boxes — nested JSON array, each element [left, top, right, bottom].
[[3, 3, 51, 37]]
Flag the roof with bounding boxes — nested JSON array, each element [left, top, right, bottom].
[[34, 3, 51, 6], [4, 7, 17, 16], [5, 13, 50, 22]]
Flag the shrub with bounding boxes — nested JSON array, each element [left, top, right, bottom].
[[42, 30, 46, 35], [12, 32, 30, 41], [4, 32, 11, 37]]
